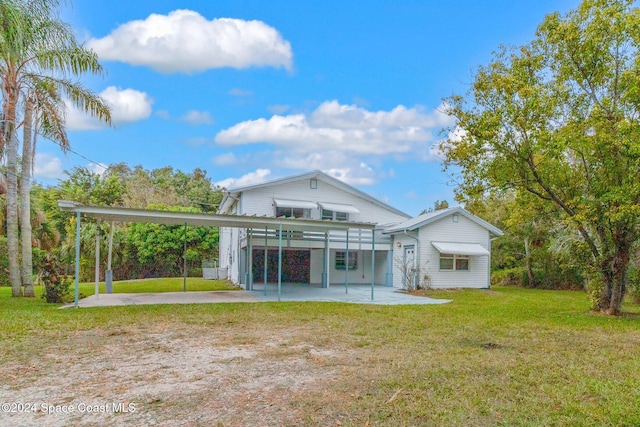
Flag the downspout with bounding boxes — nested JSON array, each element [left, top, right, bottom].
[[403, 229, 420, 289]]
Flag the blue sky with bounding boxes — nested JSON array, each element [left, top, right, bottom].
[[34, 0, 579, 215]]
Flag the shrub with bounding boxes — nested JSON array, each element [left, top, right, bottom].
[[188, 267, 203, 277], [0, 236, 8, 287], [41, 255, 72, 303], [627, 267, 640, 305], [491, 267, 526, 287]]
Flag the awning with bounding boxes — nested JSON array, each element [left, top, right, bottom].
[[273, 198, 318, 210], [318, 202, 360, 214], [431, 241, 490, 256]]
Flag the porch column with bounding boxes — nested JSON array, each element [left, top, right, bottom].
[[323, 232, 329, 288], [277, 223, 283, 302], [345, 229, 349, 294], [182, 223, 187, 292], [74, 210, 81, 308], [248, 228, 253, 290], [264, 226, 268, 296], [386, 250, 393, 287], [371, 230, 375, 301], [95, 218, 100, 299], [106, 221, 114, 293]]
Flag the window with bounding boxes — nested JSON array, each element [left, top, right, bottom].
[[276, 207, 310, 218], [322, 209, 348, 221], [439, 253, 469, 271], [335, 251, 357, 270]]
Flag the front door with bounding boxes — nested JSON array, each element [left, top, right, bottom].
[[403, 245, 415, 288]]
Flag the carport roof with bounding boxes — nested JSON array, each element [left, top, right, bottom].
[[57, 200, 376, 232]]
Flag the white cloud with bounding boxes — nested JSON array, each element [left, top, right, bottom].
[[182, 110, 214, 125], [87, 10, 293, 73], [215, 101, 455, 155], [212, 152, 238, 166], [33, 153, 64, 180], [87, 162, 108, 177], [156, 110, 170, 120], [215, 168, 271, 189], [267, 104, 290, 114], [67, 86, 153, 130], [229, 88, 253, 97]]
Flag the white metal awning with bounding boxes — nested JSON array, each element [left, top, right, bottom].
[[273, 198, 318, 210], [318, 202, 360, 214], [431, 241, 490, 256]]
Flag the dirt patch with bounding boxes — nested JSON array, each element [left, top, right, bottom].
[[0, 324, 351, 426]]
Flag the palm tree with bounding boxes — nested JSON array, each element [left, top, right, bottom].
[[0, 0, 111, 296]]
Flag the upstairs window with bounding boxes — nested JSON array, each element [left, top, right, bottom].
[[322, 209, 348, 221], [276, 207, 310, 219]]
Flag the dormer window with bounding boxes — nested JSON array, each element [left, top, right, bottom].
[[273, 198, 317, 218], [276, 206, 310, 219], [318, 202, 359, 221], [322, 209, 348, 221]]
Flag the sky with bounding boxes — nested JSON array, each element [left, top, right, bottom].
[[32, 0, 580, 216]]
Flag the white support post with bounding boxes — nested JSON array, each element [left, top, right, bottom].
[[74, 210, 81, 308], [371, 230, 375, 301], [95, 219, 100, 299], [277, 224, 283, 302], [106, 221, 114, 293], [264, 226, 268, 296], [345, 229, 349, 294]]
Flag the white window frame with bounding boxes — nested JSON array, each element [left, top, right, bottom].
[[439, 253, 469, 271], [335, 251, 357, 270], [322, 209, 348, 221], [275, 206, 311, 219]]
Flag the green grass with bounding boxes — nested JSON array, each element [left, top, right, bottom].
[[2, 285, 640, 426], [75, 277, 240, 296]]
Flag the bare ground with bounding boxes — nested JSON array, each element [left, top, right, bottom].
[[0, 323, 363, 427]]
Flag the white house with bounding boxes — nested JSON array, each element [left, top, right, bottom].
[[217, 170, 502, 290]]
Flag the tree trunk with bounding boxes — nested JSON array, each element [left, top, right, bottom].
[[6, 122, 21, 297], [20, 99, 35, 297], [598, 241, 631, 315]]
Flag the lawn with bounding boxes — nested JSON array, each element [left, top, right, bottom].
[[76, 277, 241, 296], [1, 285, 639, 426]]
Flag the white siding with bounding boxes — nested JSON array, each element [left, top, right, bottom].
[[421, 214, 490, 288], [239, 178, 408, 224]]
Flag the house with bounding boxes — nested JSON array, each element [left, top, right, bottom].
[[217, 170, 502, 290]]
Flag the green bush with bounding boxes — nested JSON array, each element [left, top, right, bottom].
[[491, 267, 526, 287], [0, 236, 8, 287], [627, 267, 640, 305], [41, 255, 72, 303], [188, 267, 203, 277]]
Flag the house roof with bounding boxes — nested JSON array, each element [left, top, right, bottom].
[[218, 170, 410, 218], [383, 206, 503, 236]]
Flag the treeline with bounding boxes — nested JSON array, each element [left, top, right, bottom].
[[463, 191, 640, 303], [0, 164, 224, 284]]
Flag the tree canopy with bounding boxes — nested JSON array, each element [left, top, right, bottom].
[[441, 0, 640, 314]]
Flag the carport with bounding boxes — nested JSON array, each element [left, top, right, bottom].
[[57, 201, 377, 308]]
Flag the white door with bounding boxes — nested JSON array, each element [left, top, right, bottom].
[[403, 245, 415, 288]]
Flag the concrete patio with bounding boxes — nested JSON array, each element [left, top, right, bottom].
[[65, 284, 451, 308]]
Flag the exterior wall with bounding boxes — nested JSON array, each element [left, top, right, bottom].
[[310, 249, 387, 285], [239, 178, 408, 224], [220, 177, 407, 286], [391, 214, 491, 289]]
